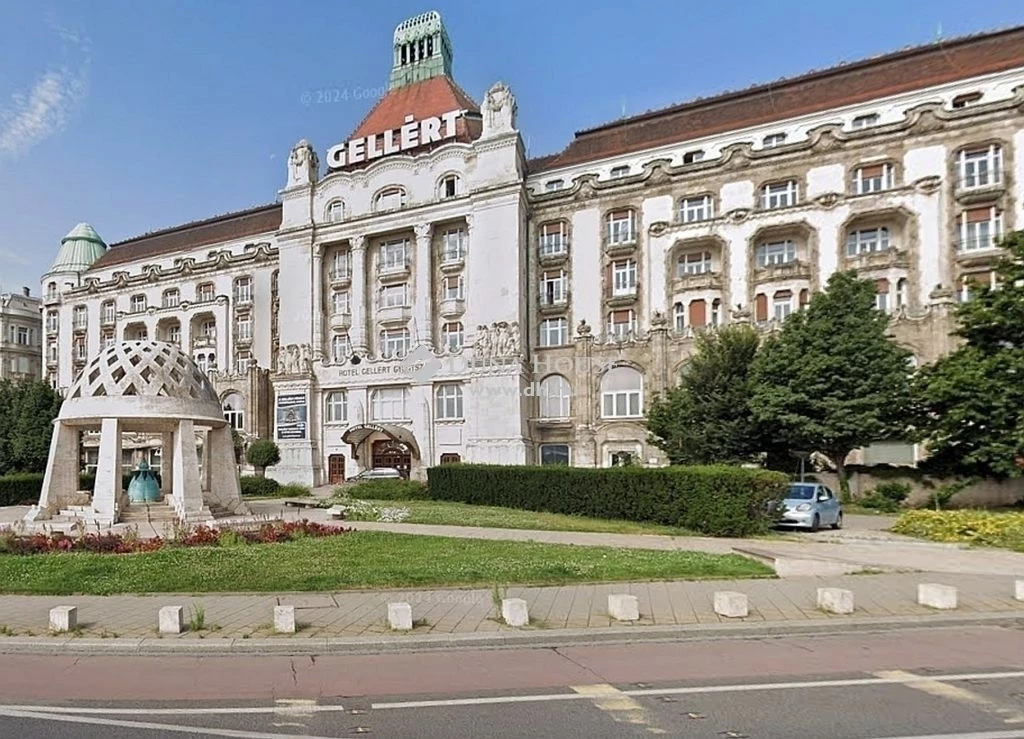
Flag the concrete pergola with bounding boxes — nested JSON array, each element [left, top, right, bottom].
[[26, 341, 250, 526]]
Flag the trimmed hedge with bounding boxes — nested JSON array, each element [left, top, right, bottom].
[[239, 476, 281, 497], [425, 464, 788, 537], [0, 471, 165, 506]]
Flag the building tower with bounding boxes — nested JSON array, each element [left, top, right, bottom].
[[389, 11, 453, 89]]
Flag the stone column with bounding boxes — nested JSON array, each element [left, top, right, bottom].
[[217, 296, 231, 372], [350, 236, 368, 355], [30, 421, 80, 520], [311, 243, 324, 359], [649, 313, 669, 395], [93, 417, 122, 524], [172, 419, 203, 516], [179, 313, 192, 355], [160, 432, 174, 497], [201, 429, 212, 493], [413, 223, 433, 347], [204, 425, 249, 514]]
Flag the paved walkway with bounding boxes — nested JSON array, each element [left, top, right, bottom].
[[0, 573, 1020, 644]]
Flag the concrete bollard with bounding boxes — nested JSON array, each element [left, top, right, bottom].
[[918, 583, 958, 610], [817, 588, 854, 615], [1014, 580, 1024, 602], [49, 606, 77, 632], [607, 594, 640, 621], [274, 605, 296, 633], [501, 598, 529, 627], [388, 602, 413, 631], [714, 591, 749, 618], [158, 606, 184, 634]]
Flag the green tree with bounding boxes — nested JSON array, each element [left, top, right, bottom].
[[0, 379, 62, 475], [646, 325, 767, 465], [245, 438, 281, 478], [749, 271, 913, 499], [911, 230, 1024, 479]]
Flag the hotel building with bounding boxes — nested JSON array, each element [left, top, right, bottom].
[[40, 14, 1024, 484]]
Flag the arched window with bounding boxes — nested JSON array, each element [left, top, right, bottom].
[[222, 393, 245, 430], [374, 187, 407, 212], [325, 390, 347, 423], [673, 302, 686, 332], [435, 384, 464, 419], [896, 278, 909, 309], [437, 174, 460, 199], [325, 199, 345, 223], [600, 366, 643, 418], [539, 375, 571, 419]]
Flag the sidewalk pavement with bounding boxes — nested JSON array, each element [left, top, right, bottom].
[[0, 573, 1021, 655]]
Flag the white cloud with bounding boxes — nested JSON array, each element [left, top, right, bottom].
[[0, 19, 90, 160]]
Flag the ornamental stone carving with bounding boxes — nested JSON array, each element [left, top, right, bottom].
[[815, 192, 842, 208], [482, 81, 516, 137], [276, 343, 312, 375], [913, 176, 942, 195], [414, 223, 433, 242], [649, 221, 671, 236], [473, 321, 521, 358], [576, 319, 592, 336], [725, 208, 751, 224], [287, 139, 319, 189]]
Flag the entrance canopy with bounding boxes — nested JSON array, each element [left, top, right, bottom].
[[342, 423, 420, 458]]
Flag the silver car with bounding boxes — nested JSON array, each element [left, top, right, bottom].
[[776, 482, 843, 531], [348, 467, 403, 481]]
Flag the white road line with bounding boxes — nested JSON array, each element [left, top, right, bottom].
[[875, 670, 1024, 724], [0, 705, 350, 716], [571, 684, 667, 735], [0, 707, 335, 738], [370, 670, 1024, 709], [867, 731, 1024, 739]]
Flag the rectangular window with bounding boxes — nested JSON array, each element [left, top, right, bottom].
[[602, 388, 641, 418], [846, 228, 891, 256], [443, 276, 463, 301], [435, 384, 464, 419], [682, 150, 704, 164], [197, 284, 215, 302], [773, 292, 794, 321], [73, 307, 87, 329], [679, 195, 713, 223], [958, 207, 1003, 252], [167, 325, 181, 345], [380, 240, 409, 270], [852, 163, 894, 194], [442, 322, 463, 351], [541, 270, 568, 305], [234, 278, 252, 304], [380, 329, 410, 358], [379, 283, 408, 308], [606, 210, 636, 244], [372, 387, 409, 420], [331, 251, 351, 280], [163, 290, 180, 308], [331, 290, 350, 314], [607, 309, 635, 339], [46, 311, 58, 332], [130, 295, 147, 313], [760, 181, 798, 209], [539, 223, 568, 255], [325, 391, 347, 423], [539, 318, 568, 347], [612, 260, 637, 294], [235, 315, 252, 341], [755, 240, 796, 267], [676, 251, 712, 277], [539, 444, 570, 466], [235, 351, 253, 374], [441, 229, 466, 262], [958, 145, 1003, 189]]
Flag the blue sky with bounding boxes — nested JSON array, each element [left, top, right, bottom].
[[0, 0, 1021, 293]]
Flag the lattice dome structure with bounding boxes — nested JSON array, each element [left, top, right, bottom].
[[60, 341, 226, 426]]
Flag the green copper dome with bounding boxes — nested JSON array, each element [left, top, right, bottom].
[[49, 223, 107, 274]]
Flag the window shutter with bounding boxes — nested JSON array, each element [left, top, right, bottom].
[[876, 278, 890, 294], [799, 289, 809, 306], [688, 299, 706, 327], [966, 207, 992, 223], [605, 263, 614, 297], [859, 164, 885, 178], [774, 290, 793, 300], [755, 294, 768, 321]]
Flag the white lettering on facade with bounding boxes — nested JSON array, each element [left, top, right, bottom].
[[326, 109, 464, 167]]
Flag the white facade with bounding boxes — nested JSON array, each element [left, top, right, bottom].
[[39, 17, 1024, 482], [0, 288, 42, 381]]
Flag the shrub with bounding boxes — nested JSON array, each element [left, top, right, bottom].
[[858, 482, 911, 513], [891, 509, 1024, 551], [245, 439, 281, 477], [425, 464, 787, 537], [340, 479, 430, 501], [277, 482, 311, 497], [0, 473, 45, 506], [239, 476, 281, 497]]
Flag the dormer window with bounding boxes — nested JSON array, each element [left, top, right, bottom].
[[682, 149, 704, 164], [606, 209, 636, 244], [760, 180, 799, 209], [545, 180, 564, 192], [438, 174, 460, 199], [609, 165, 630, 179], [196, 283, 215, 302], [762, 133, 787, 148], [374, 187, 407, 212], [952, 92, 982, 109], [851, 113, 879, 129], [325, 199, 345, 223]]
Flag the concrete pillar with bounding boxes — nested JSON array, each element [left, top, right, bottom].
[[413, 223, 433, 346], [34, 421, 80, 516], [205, 425, 249, 514], [93, 417, 122, 523], [350, 237, 368, 354], [160, 432, 174, 496], [201, 429, 212, 492], [172, 419, 203, 514]]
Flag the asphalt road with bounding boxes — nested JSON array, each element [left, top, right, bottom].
[[2, 625, 1024, 738]]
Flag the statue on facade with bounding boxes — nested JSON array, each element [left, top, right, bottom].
[[287, 139, 319, 189], [299, 344, 312, 372], [482, 81, 516, 137], [505, 321, 521, 356], [576, 319, 592, 336], [474, 325, 493, 358], [276, 345, 288, 373]]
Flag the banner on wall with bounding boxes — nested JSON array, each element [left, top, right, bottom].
[[276, 393, 308, 440]]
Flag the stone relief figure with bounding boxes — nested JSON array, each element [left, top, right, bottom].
[[473, 322, 522, 358], [474, 325, 493, 357], [276, 345, 288, 373], [298, 344, 311, 372], [576, 319, 592, 336], [482, 81, 516, 137], [505, 322, 521, 355], [287, 139, 319, 189]]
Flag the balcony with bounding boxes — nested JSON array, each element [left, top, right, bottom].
[[672, 271, 724, 291], [955, 173, 1006, 204], [606, 285, 639, 307], [538, 294, 570, 315], [439, 297, 466, 318], [845, 248, 911, 271], [376, 304, 411, 326], [753, 260, 812, 285], [71, 322, 88, 334], [956, 235, 1003, 266], [330, 311, 352, 331], [538, 247, 569, 267], [603, 237, 638, 257], [100, 313, 116, 327], [192, 335, 217, 349], [329, 269, 351, 287], [440, 252, 465, 273], [235, 333, 253, 347], [378, 261, 411, 283]]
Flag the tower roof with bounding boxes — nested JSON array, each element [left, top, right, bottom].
[[49, 223, 108, 275]]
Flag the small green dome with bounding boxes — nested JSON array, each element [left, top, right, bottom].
[[49, 223, 107, 274]]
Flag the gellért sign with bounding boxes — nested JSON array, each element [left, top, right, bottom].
[[327, 109, 463, 168]]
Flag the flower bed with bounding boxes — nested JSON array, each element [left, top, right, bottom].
[[0, 519, 350, 556], [891, 510, 1024, 551]]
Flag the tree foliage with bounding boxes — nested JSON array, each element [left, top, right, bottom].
[[749, 271, 913, 497], [245, 438, 281, 477], [911, 230, 1024, 479], [0, 379, 63, 476], [646, 325, 767, 465]]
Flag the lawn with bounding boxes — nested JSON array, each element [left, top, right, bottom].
[[0, 531, 772, 595]]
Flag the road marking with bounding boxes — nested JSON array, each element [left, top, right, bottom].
[[272, 698, 316, 728], [875, 670, 1024, 724], [570, 684, 666, 734], [0, 707, 335, 738], [369, 670, 1024, 709], [867, 731, 1024, 739], [0, 704, 350, 716]]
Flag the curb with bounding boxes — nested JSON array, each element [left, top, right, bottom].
[[0, 612, 1021, 657]]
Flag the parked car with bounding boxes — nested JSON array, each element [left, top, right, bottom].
[[347, 467, 402, 481], [775, 482, 842, 531]]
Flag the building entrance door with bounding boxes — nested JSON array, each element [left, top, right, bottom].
[[327, 454, 346, 484], [371, 440, 411, 478]]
